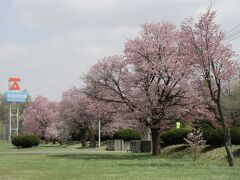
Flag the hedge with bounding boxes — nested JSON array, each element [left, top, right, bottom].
[[160, 128, 192, 145], [206, 128, 224, 145], [231, 127, 240, 145], [203, 127, 240, 145], [12, 134, 40, 148], [113, 129, 143, 141], [161, 127, 240, 146]]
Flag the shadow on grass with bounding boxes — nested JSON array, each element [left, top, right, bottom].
[[201, 145, 220, 153], [76, 146, 91, 150], [233, 148, 240, 157], [162, 145, 189, 158], [174, 145, 188, 152], [118, 162, 184, 167], [40, 145, 65, 148], [40, 142, 83, 148], [49, 153, 154, 161], [48, 153, 185, 167], [49, 151, 190, 160]]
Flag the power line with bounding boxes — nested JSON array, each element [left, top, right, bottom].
[[224, 28, 240, 40], [223, 24, 240, 43], [225, 24, 240, 34], [224, 29, 240, 40], [224, 34, 240, 43]]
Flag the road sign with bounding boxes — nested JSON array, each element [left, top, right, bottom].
[[8, 77, 21, 91], [5, 91, 28, 103]]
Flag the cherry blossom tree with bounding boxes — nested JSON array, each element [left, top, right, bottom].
[[84, 22, 193, 155], [180, 8, 239, 166], [23, 96, 59, 143], [124, 22, 194, 155], [45, 120, 70, 144], [184, 128, 206, 161], [45, 125, 59, 143], [60, 87, 118, 147], [59, 88, 88, 147]]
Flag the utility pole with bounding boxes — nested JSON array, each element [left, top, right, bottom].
[[98, 120, 101, 148]]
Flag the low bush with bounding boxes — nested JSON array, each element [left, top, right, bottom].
[[207, 128, 224, 145], [201, 128, 212, 142], [160, 127, 240, 146], [113, 129, 143, 141], [202, 127, 240, 145], [231, 127, 240, 145], [12, 134, 40, 148], [160, 128, 192, 145]]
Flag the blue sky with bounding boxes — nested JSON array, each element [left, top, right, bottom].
[[0, 0, 240, 101]]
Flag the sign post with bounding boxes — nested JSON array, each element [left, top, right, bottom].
[[6, 77, 28, 142]]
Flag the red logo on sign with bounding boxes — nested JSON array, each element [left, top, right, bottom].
[[9, 78, 21, 91]]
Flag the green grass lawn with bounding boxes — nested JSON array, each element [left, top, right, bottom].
[[0, 143, 240, 180]]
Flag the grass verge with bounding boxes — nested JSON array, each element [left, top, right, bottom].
[[0, 143, 239, 180]]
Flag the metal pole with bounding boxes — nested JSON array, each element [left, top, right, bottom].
[[98, 120, 101, 148], [16, 106, 19, 136], [9, 104, 12, 142]]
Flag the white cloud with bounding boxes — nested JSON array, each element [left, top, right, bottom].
[[0, 26, 140, 100], [0, 44, 27, 59], [0, 0, 240, 100]]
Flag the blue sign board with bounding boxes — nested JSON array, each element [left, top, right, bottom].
[[5, 91, 28, 103]]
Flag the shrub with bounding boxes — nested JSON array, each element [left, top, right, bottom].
[[113, 129, 143, 141], [230, 127, 240, 145], [202, 127, 240, 145], [160, 128, 192, 145], [205, 128, 224, 145], [161, 127, 240, 146], [12, 134, 40, 148], [201, 128, 213, 143]]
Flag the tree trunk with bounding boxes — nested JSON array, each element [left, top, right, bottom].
[[193, 148, 197, 161], [58, 141, 63, 145], [223, 126, 235, 166], [89, 132, 96, 148], [80, 129, 87, 147], [81, 137, 86, 147], [216, 100, 235, 167], [151, 128, 161, 156]]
